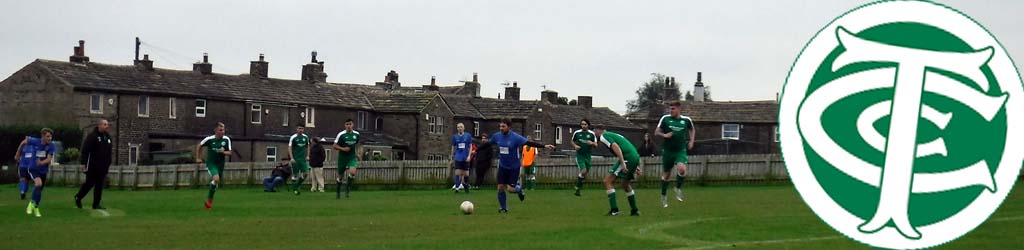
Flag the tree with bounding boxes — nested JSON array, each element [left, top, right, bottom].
[[556, 97, 570, 105], [626, 73, 680, 113], [568, 99, 578, 106]]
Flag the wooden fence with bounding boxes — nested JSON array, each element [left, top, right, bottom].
[[43, 154, 787, 189]]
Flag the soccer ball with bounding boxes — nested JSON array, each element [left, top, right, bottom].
[[460, 201, 474, 215]]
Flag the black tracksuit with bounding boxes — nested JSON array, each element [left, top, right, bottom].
[[75, 128, 113, 208], [473, 142, 495, 187]]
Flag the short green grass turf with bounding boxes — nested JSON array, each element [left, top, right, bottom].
[[1, 184, 1021, 250]]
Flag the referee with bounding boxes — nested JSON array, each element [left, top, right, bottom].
[[75, 119, 113, 210]]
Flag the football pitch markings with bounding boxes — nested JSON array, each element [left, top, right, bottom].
[[618, 215, 1024, 249]]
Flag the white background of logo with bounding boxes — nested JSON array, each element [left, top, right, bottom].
[[781, 1, 1024, 248]]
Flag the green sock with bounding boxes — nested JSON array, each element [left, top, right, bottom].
[[607, 190, 618, 210], [627, 192, 638, 210], [575, 176, 584, 190], [346, 176, 356, 192], [676, 175, 685, 189], [661, 180, 669, 195], [207, 183, 217, 200], [292, 176, 305, 191]]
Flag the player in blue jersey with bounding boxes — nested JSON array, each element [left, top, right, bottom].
[[488, 118, 555, 213], [450, 123, 474, 193], [14, 128, 57, 217]]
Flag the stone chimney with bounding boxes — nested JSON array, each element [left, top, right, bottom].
[[577, 96, 593, 108], [70, 40, 90, 63], [541, 90, 559, 104], [192, 53, 213, 75], [472, 72, 478, 83], [663, 76, 680, 102], [249, 53, 269, 78], [301, 51, 328, 83], [504, 81, 521, 101], [694, 72, 705, 102], [134, 54, 153, 71], [423, 76, 440, 91]]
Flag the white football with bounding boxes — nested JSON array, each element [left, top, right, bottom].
[[460, 201, 474, 215]]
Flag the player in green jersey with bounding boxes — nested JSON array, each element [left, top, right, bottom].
[[655, 101, 695, 207], [595, 124, 643, 216], [195, 122, 232, 211], [333, 119, 361, 199], [571, 119, 597, 196], [288, 125, 312, 195]]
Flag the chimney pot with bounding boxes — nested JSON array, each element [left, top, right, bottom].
[[697, 72, 702, 82], [135, 53, 154, 71], [472, 72, 479, 83], [202, 53, 209, 63], [69, 40, 90, 63], [431, 76, 436, 85], [193, 53, 213, 75], [311, 51, 318, 63], [143, 54, 149, 60], [250, 53, 269, 78], [259, 53, 265, 61]]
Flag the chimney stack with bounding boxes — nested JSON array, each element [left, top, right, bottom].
[[577, 96, 593, 108], [541, 90, 559, 104], [694, 72, 706, 102], [70, 40, 90, 63], [192, 53, 213, 75], [423, 76, 440, 91], [505, 81, 521, 101], [250, 53, 269, 78], [134, 54, 154, 71], [301, 51, 328, 83], [472, 72, 479, 83]]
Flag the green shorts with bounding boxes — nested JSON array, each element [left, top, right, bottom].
[[662, 149, 689, 172], [292, 160, 310, 173], [575, 154, 592, 171], [337, 156, 359, 172], [609, 156, 641, 181], [523, 165, 537, 175], [206, 163, 224, 177]]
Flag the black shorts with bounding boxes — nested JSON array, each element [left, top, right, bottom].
[[454, 161, 471, 171], [496, 167, 520, 185]]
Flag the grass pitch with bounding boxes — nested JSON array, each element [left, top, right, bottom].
[[1, 184, 1021, 249]]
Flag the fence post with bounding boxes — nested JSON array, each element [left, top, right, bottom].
[[764, 155, 774, 183], [153, 165, 161, 190], [247, 163, 255, 185], [117, 166, 124, 189], [699, 157, 710, 186], [398, 160, 406, 188], [173, 165, 181, 190], [132, 166, 140, 191], [193, 164, 201, 188]]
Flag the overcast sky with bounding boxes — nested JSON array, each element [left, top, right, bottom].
[[1, 0, 1021, 113]]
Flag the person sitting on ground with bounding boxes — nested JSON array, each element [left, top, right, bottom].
[[263, 157, 293, 192]]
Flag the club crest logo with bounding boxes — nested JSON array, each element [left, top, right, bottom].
[[779, 1, 1023, 248]]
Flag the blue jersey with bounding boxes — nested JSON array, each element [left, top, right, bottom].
[[452, 132, 473, 162], [488, 131, 529, 170], [20, 137, 56, 172]]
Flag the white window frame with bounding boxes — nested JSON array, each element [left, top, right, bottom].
[[428, 115, 438, 134], [473, 121, 480, 136], [169, 97, 177, 119], [250, 104, 262, 124], [325, 148, 332, 162], [555, 126, 563, 145], [774, 126, 780, 143], [137, 96, 150, 117], [357, 111, 368, 130], [375, 117, 384, 131], [438, 116, 445, 134], [533, 123, 542, 140], [304, 106, 316, 128], [90, 94, 103, 114], [282, 108, 289, 127], [722, 124, 740, 140], [128, 144, 140, 166], [266, 146, 277, 162], [195, 99, 207, 118]]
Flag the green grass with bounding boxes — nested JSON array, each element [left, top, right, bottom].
[[1, 183, 1022, 250]]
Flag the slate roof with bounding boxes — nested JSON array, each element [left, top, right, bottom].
[[367, 92, 438, 113], [440, 95, 485, 119], [549, 105, 642, 130], [31, 59, 375, 109], [469, 98, 541, 119], [625, 101, 778, 123]]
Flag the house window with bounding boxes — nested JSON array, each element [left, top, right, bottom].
[[282, 108, 289, 127], [533, 123, 542, 140], [428, 115, 440, 134], [90, 94, 103, 114], [169, 98, 177, 119], [138, 96, 150, 117], [324, 148, 332, 162], [357, 111, 368, 130], [473, 121, 480, 136], [372, 151, 382, 157], [722, 124, 740, 140], [195, 99, 207, 117], [438, 116, 445, 134], [304, 107, 316, 127], [128, 144, 140, 166], [555, 126, 563, 145], [375, 117, 384, 131], [775, 126, 780, 143], [393, 151, 405, 161], [250, 104, 262, 124], [266, 146, 277, 162]]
